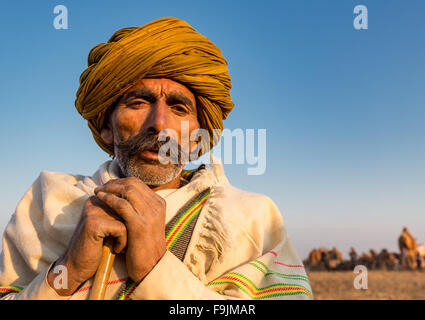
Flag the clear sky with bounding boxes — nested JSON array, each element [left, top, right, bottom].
[[0, 0, 424, 259]]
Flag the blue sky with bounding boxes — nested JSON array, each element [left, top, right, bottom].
[[0, 0, 424, 259]]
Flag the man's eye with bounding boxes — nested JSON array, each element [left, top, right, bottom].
[[128, 100, 148, 108], [172, 105, 188, 113]]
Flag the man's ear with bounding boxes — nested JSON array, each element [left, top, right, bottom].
[[100, 123, 114, 145]]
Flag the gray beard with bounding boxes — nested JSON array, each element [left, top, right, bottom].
[[116, 152, 185, 186], [113, 132, 188, 186]]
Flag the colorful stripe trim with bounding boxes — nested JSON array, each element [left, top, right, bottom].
[[181, 170, 195, 180], [165, 190, 210, 250], [273, 261, 304, 268], [76, 278, 128, 293], [208, 272, 313, 300], [249, 260, 310, 283], [0, 285, 23, 295], [181, 166, 204, 181], [117, 280, 137, 300], [268, 251, 304, 268]]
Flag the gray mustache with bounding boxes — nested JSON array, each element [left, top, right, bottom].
[[115, 132, 189, 163]]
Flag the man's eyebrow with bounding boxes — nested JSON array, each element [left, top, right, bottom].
[[120, 88, 195, 111], [165, 91, 195, 111], [121, 88, 157, 104]]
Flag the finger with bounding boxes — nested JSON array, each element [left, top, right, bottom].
[[95, 183, 152, 216], [96, 180, 165, 216], [95, 177, 149, 195], [86, 195, 124, 222], [112, 177, 152, 195], [96, 177, 162, 208], [86, 195, 102, 208], [96, 190, 139, 223], [104, 220, 128, 254]]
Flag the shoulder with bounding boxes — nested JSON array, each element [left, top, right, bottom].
[[14, 169, 97, 228], [0, 169, 97, 281], [12, 168, 98, 247], [36, 169, 98, 195], [38, 169, 91, 187]]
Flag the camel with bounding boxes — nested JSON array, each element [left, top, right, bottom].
[[327, 247, 343, 269], [388, 252, 399, 270], [358, 252, 373, 269], [304, 247, 344, 270], [310, 248, 322, 266], [304, 248, 322, 270], [369, 249, 379, 269], [305, 245, 410, 272], [330, 247, 343, 262], [398, 227, 418, 270], [317, 247, 331, 270], [377, 249, 399, 270]]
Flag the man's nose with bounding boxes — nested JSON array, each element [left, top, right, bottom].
[[144, 100, 169, 135]]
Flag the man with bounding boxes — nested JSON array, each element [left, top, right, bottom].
[[398, 227, 418, 270], [0, 17, 312, 300]]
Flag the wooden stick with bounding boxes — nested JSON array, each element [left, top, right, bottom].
[[89, 237, 116, 300]]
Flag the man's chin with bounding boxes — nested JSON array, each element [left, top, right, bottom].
[[134, 161, 175, 173], [126, 159, 184, 186]]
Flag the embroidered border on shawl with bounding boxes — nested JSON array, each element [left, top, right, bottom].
[[165, 189, 210, 251], [207, 272, 313, 299], [248, 260, 310, 283], [0, 285, 23, 297]]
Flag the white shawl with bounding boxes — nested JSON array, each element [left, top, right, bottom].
[[0, 157, 312, 300]]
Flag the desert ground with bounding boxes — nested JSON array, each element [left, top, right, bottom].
[[308, 270, 425, 300]]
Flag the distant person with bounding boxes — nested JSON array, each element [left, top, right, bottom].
[[398, 227, 418, 270], [349, 247, 358, 263]]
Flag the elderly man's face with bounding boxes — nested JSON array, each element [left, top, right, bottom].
[[101, 78, 200, 187]]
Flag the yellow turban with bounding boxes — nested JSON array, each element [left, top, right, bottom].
[[75, 17, 234, 156]]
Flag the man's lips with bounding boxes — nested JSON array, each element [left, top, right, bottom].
[[138, 149, 160, 161]]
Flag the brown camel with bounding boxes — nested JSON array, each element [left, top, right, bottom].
[[305, 248, 322, 269], [330, 247, 343, 262], [387, 252, 400, 270], [326, 247, 343, 269], [378, 249, 399, 270], [358, 252, 373, 269], [398, 227, 418, 270]]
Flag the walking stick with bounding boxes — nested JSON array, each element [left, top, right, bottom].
[[89, 237, 116, 300]]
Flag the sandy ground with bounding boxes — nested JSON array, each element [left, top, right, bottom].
[[307, 270, 425, 300]]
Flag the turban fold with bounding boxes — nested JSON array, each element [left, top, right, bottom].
[[75, 17, 234, 156]]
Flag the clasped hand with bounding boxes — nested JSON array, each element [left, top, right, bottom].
[[48, 177, 166, 296]]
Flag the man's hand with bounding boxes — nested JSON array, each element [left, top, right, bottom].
[[47, 177, 166, 296], [94, 177, 167, 283], [47, 195, 128, 296]]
